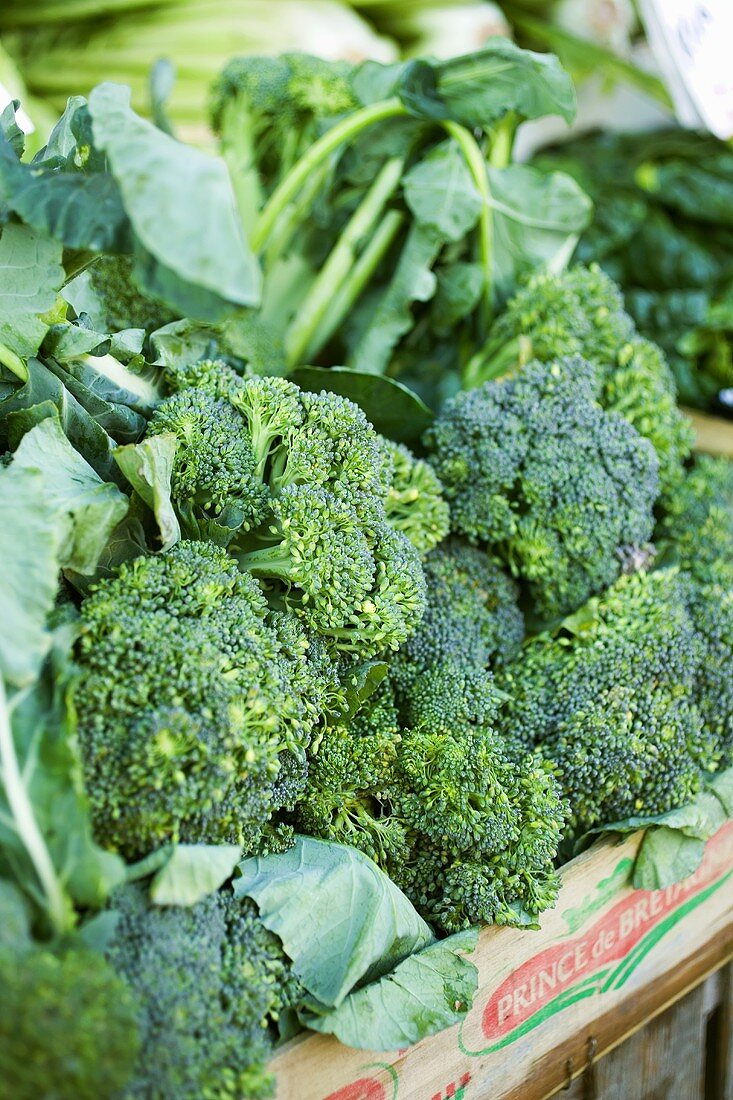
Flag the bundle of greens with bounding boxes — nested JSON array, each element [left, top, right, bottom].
[[535, 129, 733, 408], [1, 37, 732, 1100]]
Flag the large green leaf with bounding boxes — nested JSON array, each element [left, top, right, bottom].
[[403, 140, 482, 243], [0, 223, 64, 359], [11, 416, 129, 575], [397, 40, 576, 129], [88, 83, 261, 318], [289, 366, 433, 446], [149, 844, 242, 907], [113, 433, 180, 551], [300, 930, 478, 1050], [633, 829, 706, 891], [0, 465, 62, 688], [487, 164, 592, 301], [234, 836, 434, 1009]]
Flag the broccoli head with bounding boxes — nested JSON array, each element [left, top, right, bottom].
[[0, 884, 139, 1100], [384, 441, 451, 556], [74, 540, 337, 858], [212, 53, 357, 194], [657, 455, 733, 764], [497, 568, 716, 836], [464, 264, 635, 389], [603, 337, 694, 497], [425, 357, 660, 621], [392, 537, 524, 694], [105, 883, 295, 1100], [294, 663, 565, 933], [149, 368, 427, 658]]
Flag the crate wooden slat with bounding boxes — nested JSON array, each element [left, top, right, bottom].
[[272, 820, 733, 1100], [685, 408, 733, 457]]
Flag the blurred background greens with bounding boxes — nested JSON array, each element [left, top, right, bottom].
[[1, 0, 670, 146]]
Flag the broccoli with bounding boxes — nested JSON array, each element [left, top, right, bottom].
[[391, 536, 524, 694], [105, 883, 296, 1100], [212, 53, 357, 196], [74, 540, 339, 858], [463, 264, 635, 390], [295, 664, 565, 933], [603, 338, 694, 497], [87, 255, 177, 333], [657, 455, 733, 764], [0, 883, 140, 1100], [149, 368, 428, 658], [496, 569, 717, 837], [425, 357, 660, 621], [384, 440, 451, 556]]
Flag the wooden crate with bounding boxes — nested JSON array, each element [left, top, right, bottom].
[[685, 408, 733, 458], [272, 819, 733, 1100]]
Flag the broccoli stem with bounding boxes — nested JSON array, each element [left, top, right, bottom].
[[0, 678, 71, 935], [236, 543, 296, 584], [218, 97, 264, 237], [462, 333, 533, 389], [251, 97, 409, 252], [0, 343, 28, 383], [443, 121, 495, 334], [489, 112, 517, 169], [307, 210, 405, 360], [285, 157, 405, 368], [262, 160, 332, 272]]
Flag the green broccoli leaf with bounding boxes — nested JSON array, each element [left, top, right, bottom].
[[0, 464, 62, 687], [632, 829, 706, 891], [0, 223, 64, 361], [88, 83, 261, 320], [289, 366, 433, 447], [403, 140, 482, 243], [149, 844, 242, 907], [487, 165, 592, 301], [299, 929, 478, 1050], [11, 417, 129, 575], [113, 433, 180, 551], [234, 836, 434, 1009], [397, 41, 576, 129]]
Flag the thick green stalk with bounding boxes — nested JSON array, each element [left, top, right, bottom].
[[251, 97, 409, 253], [307, 210, 405, 361], [0, 678, 70, 934], [490, 111, 517, 169], [442, 120, 494, 334], [0, 343, 27, 383], [263, 160, 332, 272], [285, 157, 405, 367]]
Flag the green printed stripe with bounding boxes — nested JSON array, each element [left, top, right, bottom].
[[458, 969, 611, 1056], [605, 868, 733, 992]]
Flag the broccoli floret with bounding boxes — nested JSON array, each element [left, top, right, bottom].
[[88, 255, 177, 333], [392, 537, 524, 693], [657, 455, 733, 764], [212, 54, 357, 194], [149, 374, 426, 658], [384, 441, 450, 556], [604, 338, 694, 497], [464, 264, 635, 389], [74, 540, 332, 857], [0, 885, 140, 1100], [294, 663, 565, 933], [105, 884, 295, 1100], [497, 569, 716, 836], [148, 387, 269, 533], [425, 357, 660, 621]]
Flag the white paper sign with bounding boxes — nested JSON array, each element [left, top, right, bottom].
[[639, 0, 733, 139]]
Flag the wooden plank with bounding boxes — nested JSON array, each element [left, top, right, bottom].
[[685, 408, 733, 458], [589, 982, 706, 1100], [272, 820, 733, 1100]]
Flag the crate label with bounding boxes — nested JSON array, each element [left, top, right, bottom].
[[324, 1062, 399, 1100], [459, 820, 733, 1056]]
